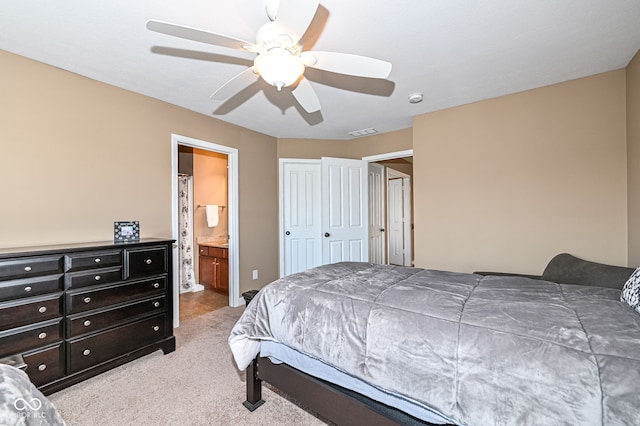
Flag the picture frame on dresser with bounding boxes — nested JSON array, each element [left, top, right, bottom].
[[114, 221, 140, 242]]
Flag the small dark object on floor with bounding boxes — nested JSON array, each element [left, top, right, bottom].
[[242, 290, 259, 306]]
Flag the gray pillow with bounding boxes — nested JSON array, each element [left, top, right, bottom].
[[541, 253, 635, 289], [621, 267, 640, 314]]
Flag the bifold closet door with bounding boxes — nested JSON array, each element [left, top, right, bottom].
[[281, 161, 322, 276], [281, 158, 369, 277], [321, 157, 369, 265]]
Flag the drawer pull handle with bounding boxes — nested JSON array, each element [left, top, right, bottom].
[[83, 320, 91, 327], [38, 364, 47, 372], [83, 297, 91, 304], [94, 275, 101, 281], [145, 259, 153, 265], [38, 306, 47, 313], [83, 349, 91, 356], [153, 282, 160, 289], [24, 286, 32, 293], [38, 332, 47, 339], [153, 326, 160, 332], [153, 301, 160, 308], [94, 258, 101, 263], [24, 266, 32, 272]]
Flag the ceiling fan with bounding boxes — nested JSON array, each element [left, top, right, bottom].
[[146, 0, 392, 113]]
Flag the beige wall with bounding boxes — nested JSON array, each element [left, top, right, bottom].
[[346, 128, 413, 159], [193, 149, 228, 243], [277, 138, 347, 159], [0, 50, 279, 294], [277, 127, 413, 160], [192, 149, 228, 283], [628, 51, 640, 266], [413, 70, 628, 274]]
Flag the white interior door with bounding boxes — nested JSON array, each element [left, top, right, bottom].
[[281, 160, 322, 277], [368, 163, 386, 264], [321, 157, 369, 264], [388, 177, 404, 265]]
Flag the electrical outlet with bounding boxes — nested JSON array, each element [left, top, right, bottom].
[[252, 270, 258, 280]]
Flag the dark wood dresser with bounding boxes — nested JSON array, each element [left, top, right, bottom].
[[0, 238, 175, 394]]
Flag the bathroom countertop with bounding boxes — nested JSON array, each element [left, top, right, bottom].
[[198, 241, 229, 249]]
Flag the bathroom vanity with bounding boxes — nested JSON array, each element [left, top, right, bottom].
[[198, 243, 228, 295]]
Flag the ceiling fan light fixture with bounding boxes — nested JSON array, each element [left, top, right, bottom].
[[254, 47, 305, 91]]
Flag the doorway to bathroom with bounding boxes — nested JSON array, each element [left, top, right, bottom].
[[170, 134, 240, 327]]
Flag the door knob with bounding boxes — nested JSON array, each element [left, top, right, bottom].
[[324, 232, 330, 237], [285, 231, 290, 236], [380, 228, 385, 232]]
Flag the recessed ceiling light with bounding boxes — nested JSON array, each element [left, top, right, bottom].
[[408, 93, 423, 104], [348, 128, 378, 137]]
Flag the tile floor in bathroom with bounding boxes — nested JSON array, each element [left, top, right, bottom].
[[179, 288, 230, 322]]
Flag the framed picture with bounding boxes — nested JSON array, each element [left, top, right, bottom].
[[114, 221, 140, 242]]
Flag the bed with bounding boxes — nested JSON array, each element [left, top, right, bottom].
[[229, 262, 640, 425], [0, 362, 65, 425]]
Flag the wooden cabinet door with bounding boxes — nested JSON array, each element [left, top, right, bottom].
[[216, 257, 229, 295], [199, 255, 215, 289]]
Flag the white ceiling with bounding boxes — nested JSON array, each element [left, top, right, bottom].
[[2, 1, 639, 140]]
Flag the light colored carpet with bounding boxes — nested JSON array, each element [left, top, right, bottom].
[[48, 307, 327, 425]]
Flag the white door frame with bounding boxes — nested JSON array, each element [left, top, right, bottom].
[[368, 162, 386, 264], [362, 149, 413, 163], [171, 134, 241, 328], [362, 149, 414, 266]]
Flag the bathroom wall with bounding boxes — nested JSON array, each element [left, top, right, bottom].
[[193, 149, 228, 243], [192, 148, 228, 284]]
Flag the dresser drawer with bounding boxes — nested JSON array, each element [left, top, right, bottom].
[[68, 313, 167, 374], [66, 250, 123, 272], [0, 294, 63, 331], [67, 295, 166, 338], [0, 275, 64, 302], [66, 276, 166, 314], [0, 319, 63, 358], [126, 246, 168, 278], [23, 344, 64, 387], [65, 266, 123, 289], [0, 255, 64, 281]]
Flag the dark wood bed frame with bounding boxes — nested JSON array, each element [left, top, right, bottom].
[[244, 355, 443, 426]]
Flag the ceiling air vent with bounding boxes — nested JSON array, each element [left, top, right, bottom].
[[348, 128, 378, 138]]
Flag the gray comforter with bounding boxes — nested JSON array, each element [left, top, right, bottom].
[[229, 262, 640, 425], [0, 364, 65, 425]]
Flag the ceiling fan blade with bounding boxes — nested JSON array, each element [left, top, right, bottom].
[[292, 77, 321, 113], [301, 51, 392, 79], [275, 0, 320, 44], [146, 20, 256, 52], [211, 67, 259, 100]]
